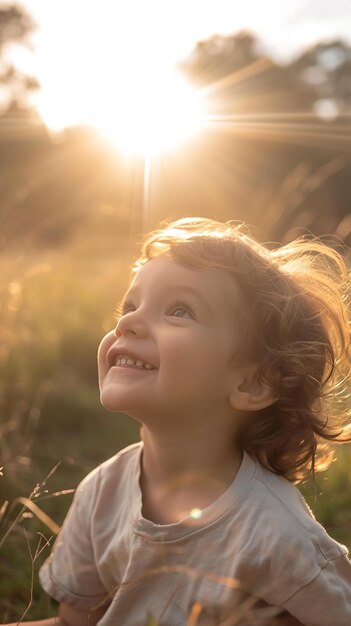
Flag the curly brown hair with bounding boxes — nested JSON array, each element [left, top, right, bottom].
[[131, 217, 351, 483]]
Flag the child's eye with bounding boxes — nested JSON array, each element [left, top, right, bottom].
[[169, 302, 195, 319]]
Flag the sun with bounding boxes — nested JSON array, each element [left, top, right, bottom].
[[26, 1, 210, 157], [38, 68, 208, 157], [35, 65, 207, 156], [95, 69, 207, 157]]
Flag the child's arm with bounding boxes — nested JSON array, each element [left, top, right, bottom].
[[3, 601, 109, 626]]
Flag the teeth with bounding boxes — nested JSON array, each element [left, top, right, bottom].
[[115, 355, 155, 370]]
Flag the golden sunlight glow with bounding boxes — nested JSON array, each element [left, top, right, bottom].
[[96, 70, 207, 156], [190, 507, 202, 519], [33, 61, 207, 156]]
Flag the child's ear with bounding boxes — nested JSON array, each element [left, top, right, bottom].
[[229, 366, 278, 412]]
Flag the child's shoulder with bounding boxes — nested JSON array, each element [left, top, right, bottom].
[[225, 453, 350, 606], [98, 440, 142, 474], [76, 441, 142, 497], [238, 453, 347, 563]]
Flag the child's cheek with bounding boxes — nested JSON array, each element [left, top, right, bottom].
[[97, 330, 116, 374], [161, 336, 206, 378]]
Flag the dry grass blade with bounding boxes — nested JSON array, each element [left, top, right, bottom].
[[12, 497, 60, 534], [0, 496, 59, 551], [14, 530, 53, 626], [0, 461, 63, 550], [0, 500, 9, 522], [186, 601, 203, 626], [34, 488, 75, 503]]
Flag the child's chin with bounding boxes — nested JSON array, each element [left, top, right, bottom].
[[99, 389, 137, 415], [100, 391, 123, 412]]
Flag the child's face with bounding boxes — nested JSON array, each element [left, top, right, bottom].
[[98, 255, 245, 433]]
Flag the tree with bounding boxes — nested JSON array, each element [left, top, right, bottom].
[[181, 31, 316, 115], [290, 40, 351, 117], [0, 3, 39, 110], [175, 31, 351, 244]]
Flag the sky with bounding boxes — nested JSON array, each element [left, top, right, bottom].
[[5, 0, 351, 133], [18, 0, 351, 64]]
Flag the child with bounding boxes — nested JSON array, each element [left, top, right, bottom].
[[7, 217, 351, 625]]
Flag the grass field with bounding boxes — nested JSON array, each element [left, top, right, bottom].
[[0, 232, 350, 622]]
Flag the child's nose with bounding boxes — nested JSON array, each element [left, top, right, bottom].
[[114, 309, 148, 338]]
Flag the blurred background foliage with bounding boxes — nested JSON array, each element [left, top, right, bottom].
[[0, 3, 350, 621]]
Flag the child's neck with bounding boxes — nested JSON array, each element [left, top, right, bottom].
[[139, 427, 243, 525]]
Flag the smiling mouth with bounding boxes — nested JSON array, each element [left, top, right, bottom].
[[112, 355, 157, 371]]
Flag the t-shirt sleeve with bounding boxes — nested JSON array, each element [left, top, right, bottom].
[[39, 468, 108, 610], [281, 554, 351, 626]]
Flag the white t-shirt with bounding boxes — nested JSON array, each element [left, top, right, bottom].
[[39, 443, 351, 626]]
